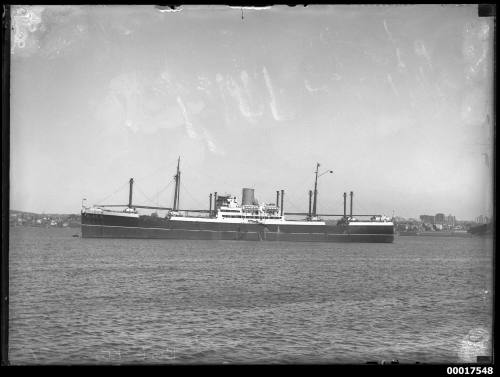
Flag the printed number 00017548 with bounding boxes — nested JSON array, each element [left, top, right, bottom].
[[447, 367, 493, 375]]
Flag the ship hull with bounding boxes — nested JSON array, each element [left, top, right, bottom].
[[81, 213, 394, 243]]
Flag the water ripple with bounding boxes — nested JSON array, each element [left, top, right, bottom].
[[9, 227, 493, 364]]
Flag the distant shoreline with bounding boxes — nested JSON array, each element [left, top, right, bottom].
[[398, 232, 487, 238]]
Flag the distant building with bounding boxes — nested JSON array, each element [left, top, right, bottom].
[[476, 215, 489, 224], [446, 214, 456, 226], [420, 215, 434, 224], [435, 213, 445, 225]]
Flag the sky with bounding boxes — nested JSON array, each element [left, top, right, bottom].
[[10, 5, 494, 220]]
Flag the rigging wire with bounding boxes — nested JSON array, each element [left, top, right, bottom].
[[283, 193, 306, 213], [351, 198, 373, 216], [136, 181, 183, 210], [173, 159, 338, 213], [93, 158, 178, 206], [95, 180, 130, 205], [179, 158, 235, 191], [179, 181, 207, 209], [134, 157, 180, 183], [153, 179, 174, 203], [134, 183, 157, 206], [138, 178, 176, 208], [179, 159, 321, 208]]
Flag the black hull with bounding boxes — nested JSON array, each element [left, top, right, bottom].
[[81, 213, 394, 243], [468, 223, 492, 235]]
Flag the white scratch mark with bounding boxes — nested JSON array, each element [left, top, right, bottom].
[[263, 66, 285, 121], [196, 76, 211, 95], [176, 96, 197, 139], [470, 44, 488, 80], [414, 40, 432, 68], [240, 70, 250, 88], [408, 91, 416, 110], [304, 79, 327, 93], [419, 66, 426, 84], [229, 6, 272, 10], [387, 74, 399, 97], [215, 73, 232, 126], [363, 49, 389, 66], [156, 6, 182, 13], [435, 84, 445, 101], [383, 19, 394, 43], [396, 48, 406, 70], [11, 6, 44, 53], [201, 127, 218, 153], [319, 26, 331, 44], [226, 74, 263, 121], [457, 327, 491, 363], [125, 119, 138, 132]]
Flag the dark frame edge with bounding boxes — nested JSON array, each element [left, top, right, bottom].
[[1, 3, 11, 367]]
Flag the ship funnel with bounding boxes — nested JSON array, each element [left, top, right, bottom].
[[280, 190, 284, 216], [242, 188, 256, 206], [128, 178, 134, 208], [343, 192, 347, 218]]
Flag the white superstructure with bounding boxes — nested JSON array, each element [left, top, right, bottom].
[[170, 195, 326, 225]]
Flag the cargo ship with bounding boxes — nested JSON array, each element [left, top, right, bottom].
[[81, 159, 394, 243]]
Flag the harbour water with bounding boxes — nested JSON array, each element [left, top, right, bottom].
[[8, 227, 493, 364]]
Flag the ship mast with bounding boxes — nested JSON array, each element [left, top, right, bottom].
[[173, 157, 181, 211], [312, 162, 320, 217], [312, 162, 333, 218]]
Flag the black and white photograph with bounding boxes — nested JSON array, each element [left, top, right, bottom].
[[4, 4, 494, 366]]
